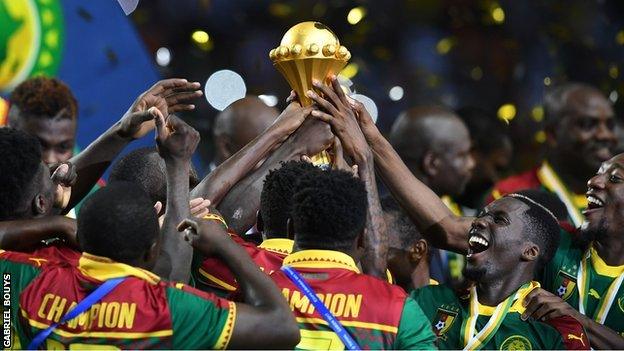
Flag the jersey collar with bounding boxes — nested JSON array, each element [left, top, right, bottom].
[[258, 238, 294, 255], [476, 281, 540, 316], [283, 249, 360, 273], [78, 252, 161, 285], [590, 245, 624, 278]]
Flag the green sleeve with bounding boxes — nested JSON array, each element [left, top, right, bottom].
[[394, 297, 437, 350], [167, 285, 235, 349]]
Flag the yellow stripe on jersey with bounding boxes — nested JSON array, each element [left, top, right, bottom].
[[214, 301, 236, 349], [590, 246, 624, 278], [258, 238, 294, 255], [296, 317, 398, 333], [198, 268, 237, 291], [78, 253, 160, 285], [283, 250, 360, 273]]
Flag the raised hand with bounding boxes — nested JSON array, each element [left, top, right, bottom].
[[49, 162, 78, 188], [154, 113, 200, 162], [287, 117, 334, 158], [50, 162, 77, 209], [306, 76, 372, 164], [271, 101, 315, 140], [118, 78, 202, 139], [177, 217, 230, 257]]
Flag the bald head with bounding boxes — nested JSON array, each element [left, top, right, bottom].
[[544, 82, 616, 176], [390, 106, 474, 196], [213, 96, 279, 165]]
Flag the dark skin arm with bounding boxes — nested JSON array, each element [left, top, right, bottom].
[[217, 117, 334, 235], [0, 216, 77, 251], [306, 78, 388, 279], [346, 91, 471, 253], [63, 79, 202, 212], [178, 218, 300, 349], [190, 102, 313, 206], [152, 113, 199, 282], [522, 287, 624, 349]]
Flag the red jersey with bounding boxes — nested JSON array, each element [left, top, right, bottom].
[[28, 243, 81, 266], [270, 249, 436, 349], [4, 251, 235, 349], [191, 235, 293, 297]]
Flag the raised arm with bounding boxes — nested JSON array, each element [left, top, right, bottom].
[[190, 101, 313, 205], [178, 217, 300, 348], [217, 118, 334, 235], [306, 79, 388, 279], [315, 76, 470, 254], [64, 79, 202, 211], [152, 113, 199, 282]]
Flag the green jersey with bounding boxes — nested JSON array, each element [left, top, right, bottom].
[[411, 282, 589, 350], [542, 230, 624, 336]]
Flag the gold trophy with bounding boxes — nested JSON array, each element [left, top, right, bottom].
[[270, 21, 351, 169]]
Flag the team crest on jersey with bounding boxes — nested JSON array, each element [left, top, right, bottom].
[[556, 270, 576, 301], [500, 335, 532, 351], [432, 308, 457, 337], [618, 296, 624, 314]]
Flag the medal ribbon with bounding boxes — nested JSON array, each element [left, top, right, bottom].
[[537, 162, 584, 227], [576, 246, 624, 324], [461, 282, 530, 350]]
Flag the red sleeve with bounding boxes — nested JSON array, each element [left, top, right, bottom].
[[544, 315, 590, 350]]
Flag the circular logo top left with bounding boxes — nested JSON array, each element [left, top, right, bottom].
[[0, 0, 64, 92]]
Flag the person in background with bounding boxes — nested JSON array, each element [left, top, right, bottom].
[[488, 83, 617, 228], [212, 96, 279, 168], [456, 106, 513, 212], [389, 105, 475, 285], [193, 160, 319, 297], [7, 77, 78, 165], [381, 194, 436, 291]]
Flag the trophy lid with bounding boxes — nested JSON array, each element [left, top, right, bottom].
[[270, 21, 351, 62]]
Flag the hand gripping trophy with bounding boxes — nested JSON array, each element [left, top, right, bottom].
[[269, 21, 351, 169]]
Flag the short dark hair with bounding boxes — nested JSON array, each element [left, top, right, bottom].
[[291, 169, 367, 251], [9, 77, 77, 120], [380, 194, 422, 249], [78, 182, 159, 262], [109, 147, 199, 205], [507, 189, 563, 268], [260, 161, 321, 239], [0, 128, 43, 220]]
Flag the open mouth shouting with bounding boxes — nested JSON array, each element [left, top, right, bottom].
[[466, 229, 490, 259], [583, 193, 604, 216]]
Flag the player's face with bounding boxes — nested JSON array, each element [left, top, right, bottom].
[[21, 117, 76, 165], [464, 198, 530, 282], [582, 153, 624, 239]]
